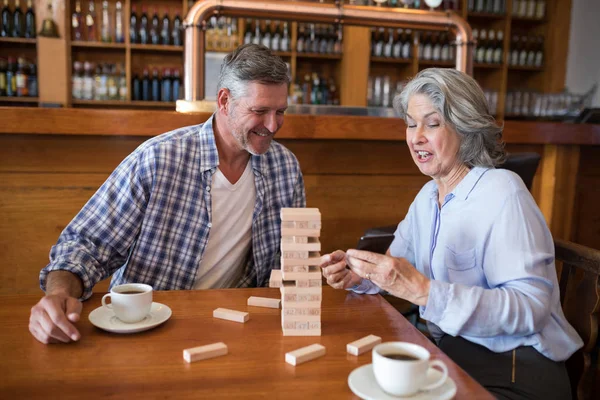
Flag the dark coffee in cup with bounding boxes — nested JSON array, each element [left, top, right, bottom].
[[383, 353, 419, 361], [119, 290, 145, 295]]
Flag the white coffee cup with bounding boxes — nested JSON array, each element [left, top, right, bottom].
[[372, 342, 448, 397], [101, 283, 153, 323]]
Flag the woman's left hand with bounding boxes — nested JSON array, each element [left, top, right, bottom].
[[346, 249, 431, 306]]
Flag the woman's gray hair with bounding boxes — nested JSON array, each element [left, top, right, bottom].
[[217, 43, 291, 100], [393, 68, 506, 167]]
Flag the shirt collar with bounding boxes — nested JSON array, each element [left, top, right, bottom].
[[428, 166, 491, 202], [199, 113, 269, 177]]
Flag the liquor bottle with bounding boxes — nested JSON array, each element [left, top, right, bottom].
[[318, 25, 329, 54], [493, 0, 503, 14], [374, 27, 384, 57], [72, 61, 83, 99], [510, 34, 519, 66], [476, 29, 487, 63], [172, 69, 181, 100], [100, 0, 110, 42], [115, 1, 124, 43], [535, 0, 545, 19], [132, 72, 140, 100], [526, 0, 536, 18], [1, 0, 11, 37], [485, 30, 495, 64], [383, 28, 394, 58], [432, 33, 441, 61], [440, 33, 450, 61], [82, 61, 94, 99], [261, 19, 271, 48], [402, 29, 412, 59], [86, 0, 97, 41], [230, 18, 240, 50], [151, 68, 160, 101], [0, 58, 6, 96], [150, 7, 159, 45], [171, 10, 182, 46], [5, 57, 15, 96], [252, 19, 260, 45], [243, 19, 252, 44], [526, 36, 536, 66], [422, 32, 432, 61], [160, 8, 170, 45], [281, 22, 289, 52], [118, 64, 126, 100], [139, 6, 148, 44], [467, 0, 474, 11], [333, 25, 342, 54], [161, 68, 171, 102], [475, 0, 484, 12], [141, 68, 150, 100], [24, 0, 34, 38], [271, 20, 281, 51], [392, 29, 402, 58], [302, 74, 311, 104], [310, 73, 320, 105], [518, 35, 528, 66], [493, 31, 503, 64], [107, 64, 118, 100], [27, 61, 36, 96], [15, 57, 28, 97], [309, 24, 318, 53], [205, 16, 214, 51], [13, 0, 24, 37], [129, 5, 137, 43], [296, 24, 305, 52], [72, 0, 84, 41], [534, 35, 544, 67]]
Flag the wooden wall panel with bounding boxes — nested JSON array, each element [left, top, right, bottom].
[[573, 146, 600, 251]]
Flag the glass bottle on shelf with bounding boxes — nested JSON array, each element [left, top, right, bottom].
[[172, 68, 181, 101], [392, 28, 402, 58], [82, 61, 94, 99], [5, 57, 16, 96], [86, 0, 97, 41], [12, 0, 24, 37], [402, 29, 411, 59], [72, 61, 83, 99], [432, 33, 441, 61], [383, 28, 393, 58], [474, 0, 484, 12], [318, 25, 329, 54], [72, 0, 84, 41], [534, 35, 544, 67], [100, 0, 110, 42], [139, 5, 148, 44], [151, 68, 160, 101], [261, 19, 271, 49], [493, 31, 503, 64], [309, 24, 318, 53], [130, 4, 137, 43], [161, 68, 171, 102], [334, 25, 343, 54], [0, 58, 7, 96], [476, 29, 487, 63], [518, 35, 528, 66], [422, 32, 432, 61], [440, 33, 450, 61], [252, 19, 260, 45], [132, 71, 140, 100], [271, 20, 280, 51], [296, 23, 305, 52], [27, 61, 36, 96], [160, 8, 170, 45], [24, 0, 35, 38], [510, 34, 519, 66], [281, 22, 289, 52], [243, 19, 252, 44], [107, 64, 118, 100], [526, 0, 536, 18], [150, 7, 159, 45], [1, 0, 11, 38], [535, 0, 545, 19], [15, 57, 28, 97], [374, 27, 384, 57], [93, 63, 105, 100], [485, 30, 495, 64], [118, 64, 126, 100], [115, 1, 124, 43], [526, 36, 536, 66], [172, 10, 182, 46], [141, 68, 150, 100]]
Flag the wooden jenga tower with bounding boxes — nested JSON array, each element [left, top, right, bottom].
[[270, 208, 322, 336]]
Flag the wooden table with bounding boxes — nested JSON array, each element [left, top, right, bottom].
[[0, 288, 492, 399]]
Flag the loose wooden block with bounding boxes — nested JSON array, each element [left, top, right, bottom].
[[213, 308, 249, 323], [346, 334, 383, 356], [269, 269, 282, 288], [247, 296, 280, 309], [183, 342, 228, 363], [283, 328, 321, 337], [285, 343, 326, 365]]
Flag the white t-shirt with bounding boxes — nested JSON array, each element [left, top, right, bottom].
[[193, 161, 255, 289]]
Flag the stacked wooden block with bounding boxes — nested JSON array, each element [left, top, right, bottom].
[[272, 208, 322, 336]]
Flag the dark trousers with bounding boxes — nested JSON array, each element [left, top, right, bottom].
[[438, 335, 572, 400]]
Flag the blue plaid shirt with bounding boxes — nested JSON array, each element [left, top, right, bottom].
[[40, 116, 306, 300]]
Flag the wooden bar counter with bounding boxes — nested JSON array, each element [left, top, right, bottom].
[[1, 107, 599, 295]]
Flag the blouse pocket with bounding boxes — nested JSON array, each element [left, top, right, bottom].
[[445, 247, 476, 271]]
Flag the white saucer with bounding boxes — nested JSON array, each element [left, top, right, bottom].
[[89, 302, 172, 334], [348, 364, 457, 400]]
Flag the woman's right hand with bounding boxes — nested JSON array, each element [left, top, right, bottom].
[[320, 250, 363, 290]]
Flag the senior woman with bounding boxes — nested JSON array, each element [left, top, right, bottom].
[[320, 68, 582, 400]]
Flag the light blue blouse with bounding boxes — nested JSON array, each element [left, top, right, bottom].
[[352, 167, 582, 361]]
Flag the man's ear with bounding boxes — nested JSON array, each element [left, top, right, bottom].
[[217, 88, 231, 115]]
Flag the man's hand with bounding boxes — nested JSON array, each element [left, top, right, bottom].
[[345, 249, 431, 306], [320, 250, 363, 290], [29, 293, 82, 344]]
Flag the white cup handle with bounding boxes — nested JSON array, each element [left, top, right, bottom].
[[421, 359, 448, 391], [101, 293, 113, 309]]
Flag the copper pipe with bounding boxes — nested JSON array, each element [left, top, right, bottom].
[[182, 0, 473, 104]]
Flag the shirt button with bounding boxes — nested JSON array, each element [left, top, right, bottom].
[[206, 187, 211, 192], [208, 223, 212, 228]]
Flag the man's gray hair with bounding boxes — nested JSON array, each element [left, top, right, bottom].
[[217, 43, 291, 99], [393, 68, 506, 168]]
